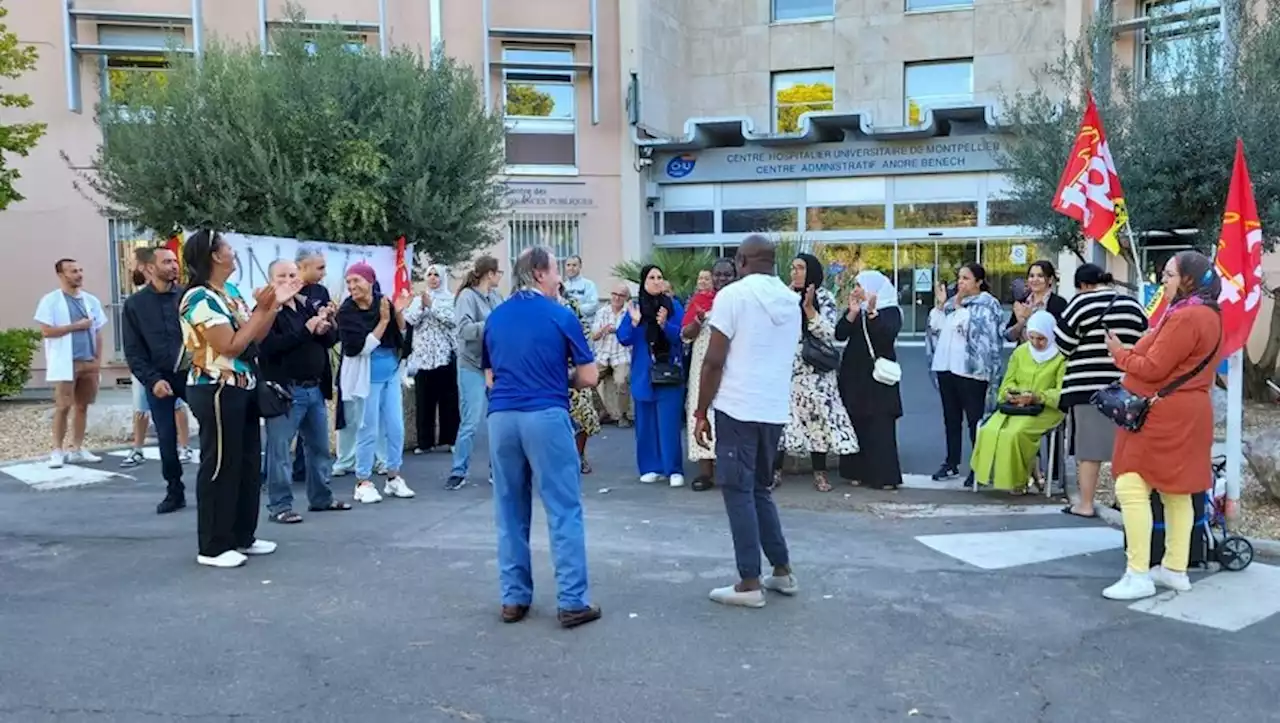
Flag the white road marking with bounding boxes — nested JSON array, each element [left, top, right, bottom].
[[872, 503, 1064, 519], [0, 462, 131, 491], [1128, 563, 1280, 632], [915, 526, 1124, 570]]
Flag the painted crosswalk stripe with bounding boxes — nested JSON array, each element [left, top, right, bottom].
[[873, 503, 1064, 519], [0, 462, 131, 491], [1128, 563, 1280, 632], [915, 526, 1124, 570]]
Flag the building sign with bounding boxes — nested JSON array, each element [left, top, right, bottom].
[[505, 182, 596, 210], [653, 135, 1004, 184]]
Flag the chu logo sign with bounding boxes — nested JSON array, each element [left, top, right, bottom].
[[665, 153, 697, 179]]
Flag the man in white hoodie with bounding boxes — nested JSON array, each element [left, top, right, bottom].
[[692, 235, 801, 609]]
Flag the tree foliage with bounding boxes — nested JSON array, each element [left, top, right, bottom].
[[78, 13, 508, 264], [504, 83, 554, 117], [998, 0, 1280, 394], [775, 83, 834, 133], [0, 0, 47, 211]]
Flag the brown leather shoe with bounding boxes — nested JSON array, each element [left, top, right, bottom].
[[557, 604, 602, 629], [501, 604, 530, 623]]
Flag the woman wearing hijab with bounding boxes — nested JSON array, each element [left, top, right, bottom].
[[404, 264, 459, 454], [557, 282, 602, 473], [774, 254, 859, 492], [336, 262, 415, 505], [681, 258, 737, 492], [834, 269, 903, 490], [617, 264, 686, 486], [969, 310, 1066, 494], [1102, 251, 1222, 601]]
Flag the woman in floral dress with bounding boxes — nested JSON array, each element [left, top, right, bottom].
[[559, 286, 601, 473], [774, 253, 859, 492], [681, 258, 737, 492]]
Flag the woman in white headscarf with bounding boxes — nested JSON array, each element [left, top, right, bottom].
[[404, 264, 460, 454], [834, 270, 904, 489], [969, 310, 1066, 494]]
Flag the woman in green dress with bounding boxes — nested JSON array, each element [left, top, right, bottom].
[[970, 310, 1065, 494]]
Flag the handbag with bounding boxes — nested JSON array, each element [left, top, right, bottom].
[[650, 355, 683, 386], [860, 311, 901, 385], [1090, 332, 1220, 433], [998, 402, 1044, 416], [256, 379, 293, 419], [801, 326, 840, 373]]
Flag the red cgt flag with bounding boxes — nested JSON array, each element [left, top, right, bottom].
[[1053, 93, 1128, 255], [393, 236, 412, 298], [166, 234, 184, 283], [1214, 139, 1265, 357]]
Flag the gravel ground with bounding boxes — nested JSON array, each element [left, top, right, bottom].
[[0, 401, 131, 463]]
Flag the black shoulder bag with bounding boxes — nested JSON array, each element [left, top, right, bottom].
[[801, 324, 840, 373]]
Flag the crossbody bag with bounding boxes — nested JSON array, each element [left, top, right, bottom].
[[860, 310, 901, 385]]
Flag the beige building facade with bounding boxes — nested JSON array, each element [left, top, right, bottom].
[[3, 0, 1267, 386]]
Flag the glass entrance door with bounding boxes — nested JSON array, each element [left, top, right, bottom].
[[895, 240, 978, 336]]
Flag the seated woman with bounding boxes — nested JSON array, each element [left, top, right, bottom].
[[970, 311, 1065, 494]]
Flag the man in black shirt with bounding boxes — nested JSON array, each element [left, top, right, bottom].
[[122, 246, 188, 514], [260, 259, 348, 522]]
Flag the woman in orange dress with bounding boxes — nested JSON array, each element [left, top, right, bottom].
[[1102, 250, 1222, 601]]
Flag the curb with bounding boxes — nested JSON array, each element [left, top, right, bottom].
[[1095, 505, 1280, 560]]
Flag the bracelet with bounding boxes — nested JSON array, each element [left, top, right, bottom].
[[693, 409, 707, 421]]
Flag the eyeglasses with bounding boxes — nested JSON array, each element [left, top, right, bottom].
[[611, 292, 628, 298]]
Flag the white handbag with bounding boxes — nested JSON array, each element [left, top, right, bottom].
[[862, 310, 902, 386]]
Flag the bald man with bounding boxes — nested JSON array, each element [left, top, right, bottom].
[[590, 282, 634, 427]]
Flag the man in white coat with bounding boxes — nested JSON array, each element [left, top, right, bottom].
[[35, 258, 109, 468]]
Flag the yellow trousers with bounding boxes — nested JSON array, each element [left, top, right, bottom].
[[1116, 472, 1193, 574]]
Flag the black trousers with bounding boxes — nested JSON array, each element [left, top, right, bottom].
[[188, 384, 261, 558], [936, 371, 988, 469], [415, 361, 460, 448]]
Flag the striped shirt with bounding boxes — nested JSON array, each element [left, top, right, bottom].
[[1055, 288, 1149, 408]]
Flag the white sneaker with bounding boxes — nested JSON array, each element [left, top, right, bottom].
[[383, 476, 416, 499], [178, 447, 194, 464], [119, 449, 145, 468], [669, 474, 685, 488], [66, 449, 102, 464], [196, 550, 247, 568], [709, 585, 767, 608], [1102, 571, 1157, 601], [354, 482, 383, 504], [237, 539, 277, 556], [639, 473, 661, 484], [762, 573, 800, 596], [48, 451, 65, 469], [1150, 565, 1193, 592]]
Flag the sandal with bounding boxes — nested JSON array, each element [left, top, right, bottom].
[[691, 475, 714, 492], [813, 471, 832, 493], [308, 501, 352, 512], [580, 459, 592, 474], [769, 470, 783, 491], [270, 510, 303, 524]]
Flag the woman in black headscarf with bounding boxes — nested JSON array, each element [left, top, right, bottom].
[[617, 264, 687, 486], [773, 253, 859, 492]]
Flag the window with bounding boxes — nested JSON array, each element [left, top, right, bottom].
[[773, 0, 835, 21], [985, 199, 1022, 226], [893, 202, 979, 228], [721, 208, 799, 234], [502, 47, 577, 170], [303, 37, 367, 55], [662, 211, 715, 235], [507, 213, 581, 273], [98, 25, 182, 119], [107, 219, 158, 359], [906, 0, 973, 11], [806, 205, 887, 231], [904, 60, 973, 126], [1141, 0, 1221, 85], [772, 69, 834, 133]]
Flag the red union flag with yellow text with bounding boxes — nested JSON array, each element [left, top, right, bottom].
[[1215, 139, 1265, 357], [393, 236, 411, 298], [1053, 94, 1127, 255]]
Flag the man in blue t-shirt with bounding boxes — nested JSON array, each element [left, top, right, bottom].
[[482, 246, 601, 629]]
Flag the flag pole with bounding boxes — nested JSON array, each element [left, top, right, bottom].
[[1120, 217, 1144, 297]]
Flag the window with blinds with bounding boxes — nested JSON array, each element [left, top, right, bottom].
[[107, 219, 158, 359], [507, 213, 583, 275]]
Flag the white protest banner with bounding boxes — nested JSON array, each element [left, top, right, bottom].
[[190, 232, 411, 306]]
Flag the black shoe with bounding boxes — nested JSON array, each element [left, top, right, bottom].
[[962, 471, 975, 488], [558, 604, 602, 629], [156, 496, 186, 514], [444, 475, 468, 491], [931, 464, 960, 482]]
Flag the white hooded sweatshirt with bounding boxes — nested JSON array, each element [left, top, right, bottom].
[[707, 272, 801, 425]]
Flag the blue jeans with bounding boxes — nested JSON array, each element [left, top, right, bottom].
[[489, 407, 590, 610], [356, 379, 405, 479], [264, 385, 334, 514], [450, 366, 488, 479], [335, 397, 385, 473], [145, 380, 186, 497], [715, 410, 790, 581]]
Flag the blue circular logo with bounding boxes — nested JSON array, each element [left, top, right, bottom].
[[666, 154, 696, 179]]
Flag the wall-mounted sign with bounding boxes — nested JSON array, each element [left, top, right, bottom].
[[653, 135, 1004, 184], [505, 182, 596, 210]]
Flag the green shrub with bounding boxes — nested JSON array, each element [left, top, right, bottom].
[[613, 248, 718, 300], [0, 328, 41, 399]]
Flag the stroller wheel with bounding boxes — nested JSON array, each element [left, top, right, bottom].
[[1219, 536, 1254, 571]]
